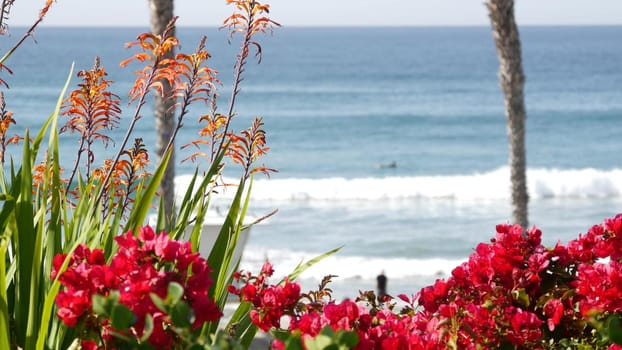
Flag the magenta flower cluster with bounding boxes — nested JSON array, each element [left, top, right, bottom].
[[232, 215, 622, 349], [52, 226, 222, 349]]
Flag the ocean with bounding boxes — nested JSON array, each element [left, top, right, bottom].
[[4, 26, 622, 299]]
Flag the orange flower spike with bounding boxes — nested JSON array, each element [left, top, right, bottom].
[[31, 157, 66, 195], [198, 113, 227, 137], [61, 57, 121, 190], [221, 0, 280, 89], [153, 59, 180, 91], [226, 117, 274, 178], [226, 133, 247, 166], [0, 63, 13, 88], [113, 159, 131, 182], [32, 161, 46, 193], [0, 111, 14, 135], [124, 22, 178, 60], [92, 158, 123, 202], [225, 0, 248, 12], [120, 53, 151, 67], [173, 54, 193, 81], [121, 17, 180, 103], [252, 3, 271, 17], [225, 13, 247, 24], [103, 138, 151, 213], [117, 138, 150, 178], [164, 35, 220, 160], [0, 91, 18, 164], [90, 167, 106, 182], [133, 153, 149, 172], [181, 110, 227, 164], [5, 135, 21, 145], [224, 0, 278, 30], [124, 33, 158, 51], [130, 139, 149, 173], [39, 0, 55, 19], [158, 36, 179, 57], [61, 57, 121, 147]]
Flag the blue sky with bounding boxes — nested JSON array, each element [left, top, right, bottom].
[[9, 0, 622, 27]]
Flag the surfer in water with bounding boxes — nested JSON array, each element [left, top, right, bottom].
[[377, 161, 397, 169]]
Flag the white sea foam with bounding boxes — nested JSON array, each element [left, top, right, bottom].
[[235, 248, 465, 299], [176, 167, 622, 202], [239, 248, 464, 281]]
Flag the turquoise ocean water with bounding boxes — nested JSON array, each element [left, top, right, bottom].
[[4, 26, 622, 299]]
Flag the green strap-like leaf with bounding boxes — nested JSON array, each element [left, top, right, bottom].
[[287, 246, 342, 282], [14, 131, 35, 347], [110, 304, 135, 330], [155, 195, 167, 233], [227, 301, 259, 348], [27, 63, 74, 350], [124, 147, 172, 233], [0, 240, 10, 350], [609, 314, 622, 345], [173, 148, 226, 244], [208, 177, 245, 294], [36, 238, 88, 350]]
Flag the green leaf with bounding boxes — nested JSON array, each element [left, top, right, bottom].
[[25, 204, 46, 349], [167, 281, 184, 304], [175, 149, 226, 246], [227, 302, 258, 348], [211, 174, 257, 322], [609, 314, 622, 345], [110, 304, 135, 330], [124, 147, 172, 234], [169, 168, 199, 241], [339, 330, 359, 347], [155, 195, 167, 233], [304, 334, 333, 350], [284, 336, 305, 350], [227, 300, 252, 331], [170, 301, 192, 328], [511, 288, 530, 308], [498, 341, 515, 350], [203, 174, 247, 337], [0, 169, 17, 238], [141, 314, 154, 342], [31, 64, 77, 350], [0, 240, 10, 350], [28, 73, 67, 347], [92, 294, 111, 317], [150, 293, 167, 313], [37, 240, 87, 350], [303, 327, 359, 350], [14, 131, 35, 347], [287, 246, 342, 282], [186, 345, 205, 350]]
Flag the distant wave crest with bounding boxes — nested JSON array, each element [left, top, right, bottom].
[[239, 248, 464, 281], [176, 167, 622, 202]]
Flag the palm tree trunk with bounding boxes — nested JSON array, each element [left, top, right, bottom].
[[148, 0, 176, 220], [486, 0, 529, 228]]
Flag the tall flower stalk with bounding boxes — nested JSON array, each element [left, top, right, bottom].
[[164, 36, 218, 159], [61, 57, 121, 192], [217, 0, 280, 153], [0, 91, 18, 164], [0, 1, 287, 349], [92, 17, 179, 210]]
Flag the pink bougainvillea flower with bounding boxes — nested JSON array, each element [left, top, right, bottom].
[[231, 215, 622, 349], [53, 226, 223, 348]]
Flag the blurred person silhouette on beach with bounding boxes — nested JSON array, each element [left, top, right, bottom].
[[377, 271, 387, 299]]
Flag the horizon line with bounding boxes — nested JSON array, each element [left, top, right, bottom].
[[10, 23, 622, 29]]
